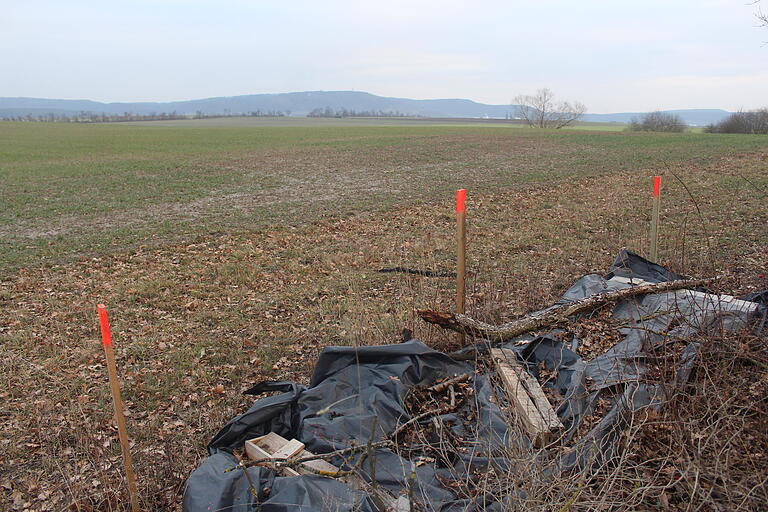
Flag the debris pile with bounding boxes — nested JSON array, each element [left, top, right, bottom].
[[396, 373, 473, 463], [183, 250, 763, 511]]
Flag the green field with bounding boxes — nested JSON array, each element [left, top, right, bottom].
[[1, 118, 767, 511], [1, 118, 766, 272]]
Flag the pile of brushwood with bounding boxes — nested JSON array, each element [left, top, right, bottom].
[[184, 250, 767, 511]]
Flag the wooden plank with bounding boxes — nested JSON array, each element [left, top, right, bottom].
[[296, 449, 340, 475], [244, 440, 273, 462], [250, 432, 290, 453], [244, 432, 404, 511], [491, 349, 546, 438], [497, 349, 563, 433], [272, 439, 305, 477], [245, 433, 300, 476], [273, 439, 305, 459], [491, 348, 562, 447]]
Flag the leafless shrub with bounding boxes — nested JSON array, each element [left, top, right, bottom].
[[628, 111, 687, 133], [705, 109, 768, 134]]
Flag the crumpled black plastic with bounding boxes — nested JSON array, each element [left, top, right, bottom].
[[183, 249, 763, 511]]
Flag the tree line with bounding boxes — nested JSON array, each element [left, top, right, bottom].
[[1, 110, 291, 123], [307, 107, 411, 118], [627, 109, 768, 134], [5, 102, 767, 134]]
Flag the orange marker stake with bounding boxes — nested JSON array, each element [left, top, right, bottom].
[[98, 305, 141, 512], [650, 176, 661, 262], [456, 190, 467, 344]]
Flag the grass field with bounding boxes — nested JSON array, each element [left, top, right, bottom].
[[1, 118, 766, 272], [1, 118, 767, 510]]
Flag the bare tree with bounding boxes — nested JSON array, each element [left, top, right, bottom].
[[513, 88, 586, 129], [755, 0, 768, 27]]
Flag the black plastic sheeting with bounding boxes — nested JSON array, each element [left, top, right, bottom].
[[183, 250, 763, 511]]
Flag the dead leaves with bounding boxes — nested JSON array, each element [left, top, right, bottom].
[[1, 150, 766, 511], [566, 305, 624, 361]]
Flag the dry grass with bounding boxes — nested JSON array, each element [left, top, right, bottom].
[[0, 151, 766, 511]]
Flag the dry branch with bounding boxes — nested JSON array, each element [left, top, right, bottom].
[[270, 441, 390, 466], [418, 276, 718, 343], [427, 373, 470, 392]]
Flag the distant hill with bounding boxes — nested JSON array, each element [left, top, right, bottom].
[[0, 91, 733, 126]]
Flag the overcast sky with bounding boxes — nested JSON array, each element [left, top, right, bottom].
[[3, 0, 766, 112]]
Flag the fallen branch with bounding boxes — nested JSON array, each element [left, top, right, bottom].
[[378, 267, 456, 278], [393, 403, 460, 440], [427, 373, 470, 392], [273, 441, 392, 467], [418, 276, 719, 343]]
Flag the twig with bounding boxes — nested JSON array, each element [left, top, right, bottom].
[[315, 394, 360, 416], [738, 355, 768, 371], [736, 172, 768, 199], [667, 167, 715, 274], [239, 458, 260, 499], [427, 373, 470, 392], [366, 417, 381, 508], [392, 390, 470, 439], [276, 441, 392, 466], [407, 461, 418, 511]]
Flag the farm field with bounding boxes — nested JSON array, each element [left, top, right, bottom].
[[1, 118, 766, 272], [1, 118, 767, 510]]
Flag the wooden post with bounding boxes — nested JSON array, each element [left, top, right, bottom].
[[97, 305, 141, 512], [650, 176, 661, 262], [456, 189, 467, 345]]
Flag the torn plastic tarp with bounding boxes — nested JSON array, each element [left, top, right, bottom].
[[183, 249, 763, 511]]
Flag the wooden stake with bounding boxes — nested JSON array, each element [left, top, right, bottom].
[[456, 189, 467, 345], [97, 305, 141, 512], [650, 175, 661, 262]]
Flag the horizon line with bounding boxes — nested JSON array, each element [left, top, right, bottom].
[[0, 90, 733, 115]]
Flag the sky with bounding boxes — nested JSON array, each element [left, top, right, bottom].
[[2, 0, 767, 113]]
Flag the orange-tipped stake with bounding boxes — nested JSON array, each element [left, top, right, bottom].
[[650, 176, 661, 262], [456, 190, 467, 344], [98, 305, 141, 512]]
